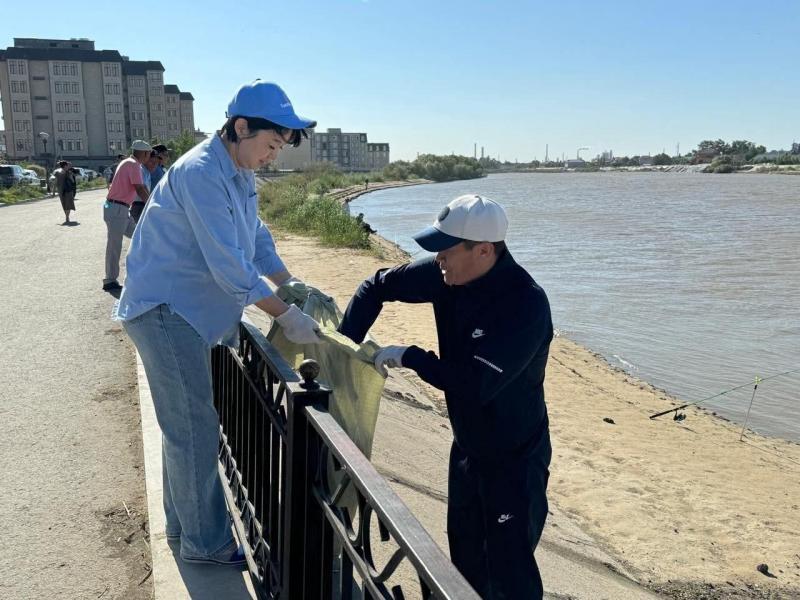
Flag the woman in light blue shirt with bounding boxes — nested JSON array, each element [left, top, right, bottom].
[[116, 81, 321, 566]]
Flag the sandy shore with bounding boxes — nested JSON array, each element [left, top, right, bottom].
[[270, 227, 800, 598]]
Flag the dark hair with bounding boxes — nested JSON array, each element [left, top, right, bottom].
[[220, 115, 307, 147], [151, 144, 168, 153], [58, 160, 68, 167], [462, 240, 506, 255]]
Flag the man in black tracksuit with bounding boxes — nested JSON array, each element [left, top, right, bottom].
[[338, 195, 553, 599]]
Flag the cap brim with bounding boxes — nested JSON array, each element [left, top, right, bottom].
[[412, 226, 463, 252], [269, 113, 317, 130]]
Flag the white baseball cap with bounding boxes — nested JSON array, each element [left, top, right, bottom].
[[413, 194, 508, 252], [131, 139, 152, 152]]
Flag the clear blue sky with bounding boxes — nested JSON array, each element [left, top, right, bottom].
[[4, 1, 798, 161]]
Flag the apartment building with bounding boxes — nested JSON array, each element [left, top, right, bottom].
[[122, 60, 166, 143], [272, 127, 390, 172], [0, 38, 195, 169], [366, 143, 390, 170], [271, 128, 314, 171], [179, 92, 195, 135]]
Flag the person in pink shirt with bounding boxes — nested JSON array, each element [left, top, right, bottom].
[[103, 140, 152, 292]]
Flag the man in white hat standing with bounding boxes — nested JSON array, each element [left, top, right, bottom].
[[339, 194, 553, 599], [102, 140, 152, 292]]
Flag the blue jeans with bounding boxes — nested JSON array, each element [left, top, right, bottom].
[[123, 304, 236, 561]]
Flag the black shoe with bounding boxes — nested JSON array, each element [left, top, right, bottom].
[[102, 281, 122, 292]]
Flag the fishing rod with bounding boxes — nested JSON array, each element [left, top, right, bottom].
[[649, 367, 800, 420]]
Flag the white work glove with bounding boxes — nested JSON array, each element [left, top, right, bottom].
[[374, 345, 409, 377], [282, 276, 310, 296], [274, 305, 322, 345]]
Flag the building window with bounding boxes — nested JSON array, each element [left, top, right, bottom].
[[75, 121, 82, 132], [67, 141, 74, 151], [72, 82, 79, 94], [58, 121, 64, 132], [65, 103, 72, 113], [76, 140, 82, 150], [70, 64, 77, 76], [73, 101, 80, 112]]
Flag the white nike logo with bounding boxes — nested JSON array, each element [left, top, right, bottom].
[[471, 329, 484, 339], [497, 514, 514, 524]]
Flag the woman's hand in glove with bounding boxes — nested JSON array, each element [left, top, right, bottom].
[[275, 305, 322, 345]]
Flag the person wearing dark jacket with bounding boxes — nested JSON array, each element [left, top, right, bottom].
[[339, 194, 553, 599]]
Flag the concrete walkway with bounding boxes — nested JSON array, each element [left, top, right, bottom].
[[135, 352, 255, 599], [0, 190, 152, 599]]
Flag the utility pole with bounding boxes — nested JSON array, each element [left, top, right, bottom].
[[474, 143, 477, 159], [545, 144, 548, 163]]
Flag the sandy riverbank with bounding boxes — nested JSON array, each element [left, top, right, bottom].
[[270, 228, 800, 598]]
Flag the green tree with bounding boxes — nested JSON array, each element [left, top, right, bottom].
[[165, 130, 199, 161], [652, 153, 673, 165], [697, 139, 731, 155]]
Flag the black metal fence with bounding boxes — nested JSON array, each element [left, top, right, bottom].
[[212, 321, 478, 600]]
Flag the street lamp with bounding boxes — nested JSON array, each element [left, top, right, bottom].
[[38, 131, 50, 175]]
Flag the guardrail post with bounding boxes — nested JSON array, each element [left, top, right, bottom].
[[281, 359, 331, 600]]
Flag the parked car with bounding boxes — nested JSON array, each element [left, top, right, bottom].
[[71, 167, 89, 183], [0, 164, 26, 187], [82, 168, 99, 180], [21, 169, 41, 185]]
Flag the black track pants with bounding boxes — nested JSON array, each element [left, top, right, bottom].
[[447, 438, 551, 599]]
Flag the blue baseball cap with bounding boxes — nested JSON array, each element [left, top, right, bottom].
[[226, 80, 316, 130]]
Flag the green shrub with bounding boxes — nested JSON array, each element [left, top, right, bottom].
[[0, 185, 47, 204], [257, 153, 481, 249], [77, 178, 108, 191], [23, 163, 46, 177], [259, 179, 370, 248]]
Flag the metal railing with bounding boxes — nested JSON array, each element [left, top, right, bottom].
[[212, 321, 478, 600]]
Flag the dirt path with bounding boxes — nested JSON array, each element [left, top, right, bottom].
[[0, 190, 152, 599]]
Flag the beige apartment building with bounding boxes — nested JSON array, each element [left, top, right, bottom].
[[179, 92, 195, 136], [367, 143, 390, 170], [272, 127, 390, 172], [0, 38, 195, 170]]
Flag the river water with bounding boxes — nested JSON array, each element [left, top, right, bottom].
[[350, 173, 800, 441]]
